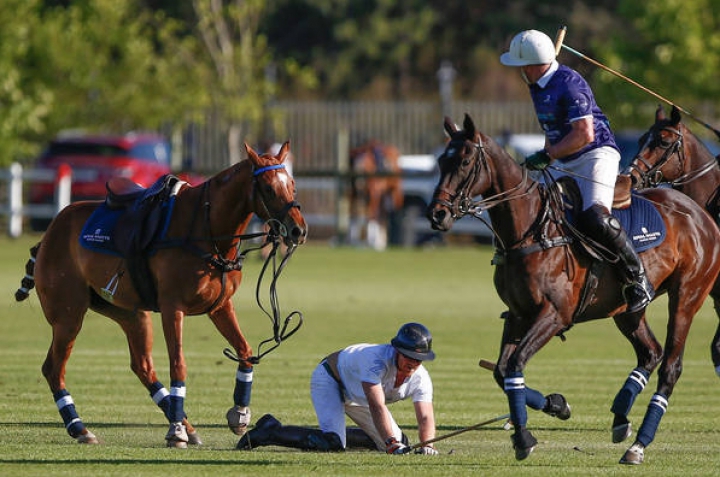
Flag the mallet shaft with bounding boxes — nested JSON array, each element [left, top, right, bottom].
[[406, 413, 512, 452], [554, 26, 567, 56], [560, 42, 720, 140]]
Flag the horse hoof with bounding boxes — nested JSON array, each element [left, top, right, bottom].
[[227, 406, 251, 436], [187, 430, 203, 446], [165, 422, 189, 449], [619, 443, 644, 465], [543, 393, 571, 420], [511, 428, 538, 461], [612, 422, 632, 443], [77, 430, 99, 444]]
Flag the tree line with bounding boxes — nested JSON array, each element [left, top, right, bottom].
[[2, 0, 718, 166]]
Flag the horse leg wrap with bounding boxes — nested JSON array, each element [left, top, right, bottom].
[[524, 386, 546, 411], [168, 381, 186, 423], [636, 393, 668, 447], [611, 368, 649, 416], [233, 366, 253, 406], [54, 389, 86, 438], [504, 372, 528, 428]]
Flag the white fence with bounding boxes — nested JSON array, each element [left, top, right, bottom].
[[0, 163, 71, 238]]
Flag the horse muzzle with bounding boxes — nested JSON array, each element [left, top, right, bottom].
[[426, 201, 455, 232]]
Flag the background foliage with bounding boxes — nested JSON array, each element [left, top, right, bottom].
[[2, 0, 720, 165]]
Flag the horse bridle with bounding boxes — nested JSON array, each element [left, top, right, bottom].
[[252, 163, 302, 240], [431, 138, 487, 219], [629, 126, 683, 187], [432, 137, 533, 219]]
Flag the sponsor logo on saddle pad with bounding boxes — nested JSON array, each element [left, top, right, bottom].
[[83, 228, 111, 244], [632, 226, 663, 245]]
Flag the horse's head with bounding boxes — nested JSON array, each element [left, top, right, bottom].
[[627, 105, 689, 189], [245, 141, 307, 246], [426, 114, 491, 232]]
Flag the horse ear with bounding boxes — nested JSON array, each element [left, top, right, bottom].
[[655, 105, 665, 121], [444, 116, 457, 136], [463, 113, 476, 136], [277, 141, 291, 161], [670, 105, 682, 125], [244, 142, 259, 162]]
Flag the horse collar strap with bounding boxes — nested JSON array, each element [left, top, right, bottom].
[[253, 164, 286, 176]]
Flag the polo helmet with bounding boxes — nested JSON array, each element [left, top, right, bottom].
[[500, 30, 556, 66], [391, 322, 436, 361]]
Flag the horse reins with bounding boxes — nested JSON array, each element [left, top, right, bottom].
[[175, 162, 304, 364]]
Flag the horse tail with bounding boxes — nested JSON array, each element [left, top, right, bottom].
[[15, 242, 40, 302]]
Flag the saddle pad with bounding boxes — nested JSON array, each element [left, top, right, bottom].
[[80, 205, 125, 256], [79, 182, 178, 256], [612, 193, 666, 253]]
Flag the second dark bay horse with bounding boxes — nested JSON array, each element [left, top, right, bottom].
[[626, 105, 720, 372], [427, 114, 720, 465]]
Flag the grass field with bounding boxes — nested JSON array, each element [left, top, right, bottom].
[[1, 234, 719, 476]]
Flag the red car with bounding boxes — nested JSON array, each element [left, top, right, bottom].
[[29, 132, 203, 231]]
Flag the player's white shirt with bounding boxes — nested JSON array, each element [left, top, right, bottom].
[[336, 343, 433, 405]]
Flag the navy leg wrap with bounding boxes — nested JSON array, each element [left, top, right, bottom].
[[168, 380, 186, 423], [233, 366, 253, 407], [637, 393, 668, 447], [524, 386, 546, 410], [611, 368, 649, 416], [504, 372, 528, 428], [54, 389, 86, 438]]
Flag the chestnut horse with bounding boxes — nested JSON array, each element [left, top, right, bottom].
[[426, 114, 720, 464], [626, 105, 720, 373], [14, 142, 307, 447], [349, 140, 403, 250]]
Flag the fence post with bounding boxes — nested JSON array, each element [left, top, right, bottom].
[[55, 163, 72, 214], [8, 163, 23, 238], [335, 129, 350, 244]]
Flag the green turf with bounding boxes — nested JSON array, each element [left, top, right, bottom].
[[1, 235, 719, 476]]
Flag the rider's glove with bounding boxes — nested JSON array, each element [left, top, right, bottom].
[[525, 150, 552, 170], [385, 437, 409, 455]]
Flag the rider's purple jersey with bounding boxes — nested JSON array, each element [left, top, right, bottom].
[[529, 64, 618, 162]]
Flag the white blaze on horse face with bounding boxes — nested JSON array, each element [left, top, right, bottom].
[[276, 170, 290, 188]]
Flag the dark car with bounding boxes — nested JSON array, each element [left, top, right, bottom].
[[29, 132, 202, 231]]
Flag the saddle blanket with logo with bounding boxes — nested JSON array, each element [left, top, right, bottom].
[[611, 193, 666, 253], [79, 176, 180, 257]]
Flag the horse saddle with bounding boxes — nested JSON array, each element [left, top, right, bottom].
[[556, 175, 666, 253], [80, 174, 185, 257]]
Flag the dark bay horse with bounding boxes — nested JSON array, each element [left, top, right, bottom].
[[626, 105, 720, 373], [15, 142, 307, 447], [349, 140, 403, 250], [426, 114, 720, 464]]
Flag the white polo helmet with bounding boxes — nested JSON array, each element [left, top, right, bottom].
[[500, 30, 556, 66]]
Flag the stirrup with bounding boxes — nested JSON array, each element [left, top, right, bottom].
[[623, 281, 654, 314]]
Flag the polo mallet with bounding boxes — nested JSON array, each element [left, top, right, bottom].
[[556, 27, 720, 140], [402, 412, 512, 453], [554, 25, 567, 56]]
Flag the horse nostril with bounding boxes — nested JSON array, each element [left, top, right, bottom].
[[291, 225, 307, 243]]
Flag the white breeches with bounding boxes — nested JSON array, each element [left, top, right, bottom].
[[310, 364, 402, 450], [541, 146, 620, 211]]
